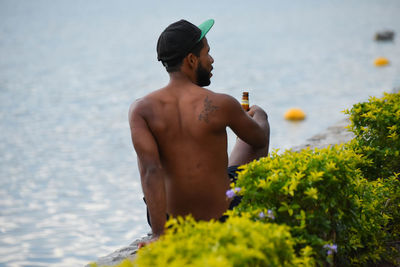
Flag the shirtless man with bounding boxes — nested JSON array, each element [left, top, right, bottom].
[[129, 19, 270, 245]]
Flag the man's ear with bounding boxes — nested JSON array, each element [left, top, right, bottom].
[[186, 53, 198, 69]]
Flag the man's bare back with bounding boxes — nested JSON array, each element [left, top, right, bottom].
[[129, 19, 270, 244], [131, 83, 233, 220]]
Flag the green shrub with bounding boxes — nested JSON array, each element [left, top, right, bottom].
[[344, 92, 400, 180], [380, 174, 400, 249], [134, 216, 314, 267], [340, 174, 400, 266], [227, 145, 369, 264]]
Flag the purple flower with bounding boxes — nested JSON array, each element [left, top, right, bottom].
[[226, 189, 235, 198], [226, 187, 241, 199], [234, 187, 241, 193], [267, 209, 275, 220], [259, 210, 275, 220], [324, 244, 338, 255]]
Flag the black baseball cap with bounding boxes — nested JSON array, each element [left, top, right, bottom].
[[157, 19, 214, 67]]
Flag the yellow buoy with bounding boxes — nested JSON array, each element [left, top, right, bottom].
[[284, 108, 306, 121], [374, 57, 389, 67]]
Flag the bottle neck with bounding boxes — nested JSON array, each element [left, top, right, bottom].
[[241, 92, 249, 111]]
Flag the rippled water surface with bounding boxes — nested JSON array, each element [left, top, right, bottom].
[[1, 0, 399, 266]]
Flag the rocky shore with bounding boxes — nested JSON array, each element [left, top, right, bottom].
[[87, 234, 151, 267], [88, 118, 355, 267], [291, 118, 354, 151]]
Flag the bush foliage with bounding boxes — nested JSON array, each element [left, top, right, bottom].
[[134, 216, 314, 267], [344, 91, 400, 180], [228, 146, 366, 264], [340, 174, 400, 266], [227, 140, 400, 265]]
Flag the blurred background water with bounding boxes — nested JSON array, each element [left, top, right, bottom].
[[0, 0, 399, 266]]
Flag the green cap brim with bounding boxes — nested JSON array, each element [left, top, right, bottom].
[[197, 19, 214, 41]]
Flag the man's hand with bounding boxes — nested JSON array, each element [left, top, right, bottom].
[[247, 105, 264, 118]]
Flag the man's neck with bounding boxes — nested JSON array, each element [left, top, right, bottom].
[[169, 71, 196, 85]]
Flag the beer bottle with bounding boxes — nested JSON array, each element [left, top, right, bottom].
[[241, 92, 249, 111]]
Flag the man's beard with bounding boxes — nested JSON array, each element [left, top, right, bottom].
[[196, 62, 211, 87]]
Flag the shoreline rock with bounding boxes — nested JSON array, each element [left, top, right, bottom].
[[88, 118, 354, 267], [87, 234, 151, 267], [292, 118, 354, 151]]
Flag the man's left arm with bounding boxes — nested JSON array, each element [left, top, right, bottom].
[[129, 102, 167, 243]]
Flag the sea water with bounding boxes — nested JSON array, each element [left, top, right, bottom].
[[0, 0, 399, 265]]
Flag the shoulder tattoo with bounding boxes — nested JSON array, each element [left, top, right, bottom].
[[198, 96, 219, 123]]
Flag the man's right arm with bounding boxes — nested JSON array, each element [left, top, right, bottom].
[[222, 95, 270, 149], [129, 101, 166, 240]]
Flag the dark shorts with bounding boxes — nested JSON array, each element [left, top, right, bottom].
[[145, 165, 242, 227], [219, 165, 242, 222]]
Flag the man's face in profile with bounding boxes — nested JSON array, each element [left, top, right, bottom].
[[195, 38, 213, 87]]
